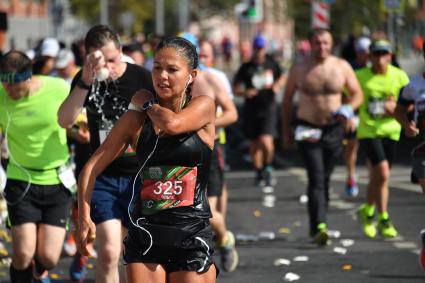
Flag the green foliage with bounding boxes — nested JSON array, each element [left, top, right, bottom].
[[191, 0, 240, 20], [69, 0, 240, 36], [69, 0, 100, 22]]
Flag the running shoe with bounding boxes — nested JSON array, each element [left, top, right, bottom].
[[419, 229, 425, 270], [313, 223, 329, 246], [357, 204, 377, 238], [69, 253, 88, 282], [87, 242, 98, 259], [255, 170, 265, 188], [378, 218, 398, 238], [411, 170, 419, 184], [263, 165, 276, 187], [219, 231, 239, 272], [33, 268, 50, 283], [345, 177, 359, 197], [63, 232, 77, 257]]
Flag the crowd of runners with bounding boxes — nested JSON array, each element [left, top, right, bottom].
[[0, 23, 424, 283]]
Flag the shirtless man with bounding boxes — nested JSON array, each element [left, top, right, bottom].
[[282, 29, 363, 245], [192, 67, 239, 272]]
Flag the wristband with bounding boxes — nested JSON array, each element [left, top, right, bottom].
[[333, 104, 354, 120], [128, 100, 156, 112], [128, 102, 143, 112], [77, 79, 91, 90]]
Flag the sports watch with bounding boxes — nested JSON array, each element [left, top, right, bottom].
[[142, 100, 155, 111]]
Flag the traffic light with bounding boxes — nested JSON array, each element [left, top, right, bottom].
[[240, 0, 263, 23]]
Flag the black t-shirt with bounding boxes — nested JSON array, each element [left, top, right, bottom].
[[71, 63, 154, 176], [233, 55, 282, 107]]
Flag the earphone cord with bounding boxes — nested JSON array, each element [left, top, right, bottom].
[[127, 133, 159, 256], [179, 77, 191, 110], [0, 103, 32, 206]]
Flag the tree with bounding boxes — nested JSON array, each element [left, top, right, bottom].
[[69, 0, 240, 36]]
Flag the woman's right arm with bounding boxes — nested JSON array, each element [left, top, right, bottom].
[[76, 110, 146, 255]]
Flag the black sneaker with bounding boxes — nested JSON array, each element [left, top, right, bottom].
[[255, 170, 265, 188], [220, 231, 239, 272]]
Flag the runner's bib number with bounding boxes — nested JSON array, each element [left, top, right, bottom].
[[252, 69, 274, 90], [368, 98, 385, 118], [57, 162, 77, 194], [140, 166, 197, 214], [294, 125, 322, 142], [98, 119, 135, 154], [98, 119, 114, 144]]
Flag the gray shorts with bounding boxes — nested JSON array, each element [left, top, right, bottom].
[[412, 156, 425, 180]]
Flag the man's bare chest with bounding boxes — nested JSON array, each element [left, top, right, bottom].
[[299, 65, 345, 95]]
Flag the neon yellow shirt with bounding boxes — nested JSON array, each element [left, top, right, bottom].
[[0, 76, 70, 184], [356, 65, 409, 141]]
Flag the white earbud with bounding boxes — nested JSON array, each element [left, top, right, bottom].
[[184, 75, 193, 89]]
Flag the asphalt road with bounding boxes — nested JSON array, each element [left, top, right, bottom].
[[0, 163, 424, 283], [0, 54, 424, 283]]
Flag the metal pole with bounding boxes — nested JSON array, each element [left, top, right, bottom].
[[178, 0, 189, 31], [100, 0, 109, 25], [387, 12, 394, 45], [155, 0, 164, 35]]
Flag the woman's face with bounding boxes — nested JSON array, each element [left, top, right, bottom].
[[152, 47, 192, 100]]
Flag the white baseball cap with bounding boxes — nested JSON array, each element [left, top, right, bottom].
[[55, 49, 75, 69], [354, 37, 371, 53], [41, 37, 60, 57], [25, 49, 36, 60]]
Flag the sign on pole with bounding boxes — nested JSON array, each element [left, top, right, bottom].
[[311, 1, 330, 29], [381, 0, 404, 12]]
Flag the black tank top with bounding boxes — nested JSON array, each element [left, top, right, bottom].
[[135, 118, 212, 224]]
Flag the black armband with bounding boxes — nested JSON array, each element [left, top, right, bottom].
[[77, 79, 91, 90]]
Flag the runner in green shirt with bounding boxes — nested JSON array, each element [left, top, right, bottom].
[[0, 50, 72, 283], [356, 39, 409, 239]]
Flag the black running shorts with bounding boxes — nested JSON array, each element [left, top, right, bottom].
[[123, 219, 216, 274], [243, 102, 277, 139], [207, 143, 225, 197], [360, 138, 397, 166], [4, 179, 72, 227]]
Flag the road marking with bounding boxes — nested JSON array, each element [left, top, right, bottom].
[[393, 242, 418, 249]]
